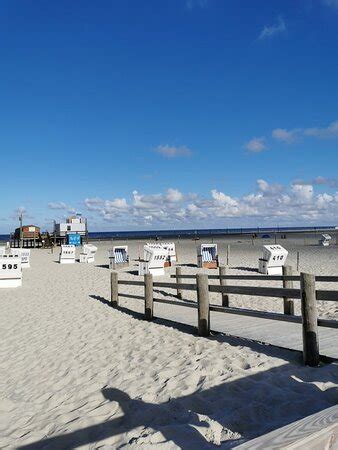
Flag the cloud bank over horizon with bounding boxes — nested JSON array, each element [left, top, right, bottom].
[[3, 178, 338, 233]]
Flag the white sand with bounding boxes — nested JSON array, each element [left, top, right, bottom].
[[1, 239, 338, 449]]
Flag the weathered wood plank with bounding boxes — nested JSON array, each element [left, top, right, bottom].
[[210, 305, 302, 324], [153, 281, 197, 291], [118, 279, 145, 286], [209, 284, 300, 298], [237, 405, 338, 449], [171, 274, 338, 282]]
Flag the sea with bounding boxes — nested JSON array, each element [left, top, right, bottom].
[[0, 225, 336, 242]]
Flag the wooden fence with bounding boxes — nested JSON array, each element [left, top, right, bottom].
[[110, 265, 338, 367]]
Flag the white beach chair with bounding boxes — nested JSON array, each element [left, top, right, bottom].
[[258, 245, 288, 275], [16, 249, 31, 268], [108, 246, 129, 269], [319, 234, 331, 247], [0, 246, 22, 288], [59, 245, 76, 264], [79, 244, 97, 263], [161, 242, 177, 266], [0, 245, 31, 268], [138, 244, 168, 276], [197, 244, 219, 269]]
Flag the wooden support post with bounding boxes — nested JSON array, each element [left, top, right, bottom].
[[219, 266, 229, 307], [297, 251, 300, 272], [110, 256, 116, 270], [196, 273, 210, 336], [283, 265, 294, 315], [144, 273, 154, 320], [176, 266, 183, 299], [300, 272, 319, 366], [110, 271, 119, 308], [226, 244, 230, 266]]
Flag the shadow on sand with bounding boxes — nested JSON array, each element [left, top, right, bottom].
[[18, 296, 338, 449], [18, 365, 338, 449]]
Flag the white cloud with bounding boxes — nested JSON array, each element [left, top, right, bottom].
[[317, 193, 333, 209], [105, 198, 128, 210], [259, 17, 286, 40], [303, 120, 338, 139], [295, 176, 338, 188], [84, 198, 104, 211], [324, 0, 338, 8], [185, 0, 208, 10], [211, 189, 238, 207], [291, 184, 313, 204], [272, 128, 299, 143], [79, 179, 338, 227], [154, 145, 193, 158], [250, 119, 338, 153], [48, 201, 68, 210], [11, 206, 34, 221], [166, 188, 184, 203], [244, 137, 266, 153], [257, 179, 283, 195], [271, 119, 338, 145]]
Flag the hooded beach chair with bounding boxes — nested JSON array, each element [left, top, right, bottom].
[[258, 244, 288, 275], [108, 246, 129, 269], [319, 234, 332, 247], [138, 244, 168, 276], [161, 242, 177, 267], [79, 244, 97, 263], [59, 245, 76, 264], [0, 245, 22, 288], [197, 244, 219, 269]]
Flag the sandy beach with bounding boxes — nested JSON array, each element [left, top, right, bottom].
[[2, 238, 338, 448]]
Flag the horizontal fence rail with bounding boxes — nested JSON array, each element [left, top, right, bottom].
[[119, 280, 338, 301], [111, 265, 338, 367], [171, 274, 338, 282]]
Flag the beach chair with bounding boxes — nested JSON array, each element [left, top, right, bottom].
[[79, 244, 97, 263], [138, 244, 168, 276], [108, 246, 129, 269], [16, 249, 31, 268], [258, 244, 288, 275], [161, 242, 177, 267], [0, 244, 31, 268], [197, 244, 219, 269], [59, 245, 76, 264], [319, 234, 331, 247], [0, 246, 22, 287]]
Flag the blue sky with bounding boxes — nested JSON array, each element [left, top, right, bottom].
[[1, 0, 338, 232]]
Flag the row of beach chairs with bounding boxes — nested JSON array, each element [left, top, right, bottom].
[[2, 238, 305, 287]]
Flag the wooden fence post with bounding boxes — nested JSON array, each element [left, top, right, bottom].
[[110, 271, 119, 308], [196, 273, 210, 336], [176, 266, 182, 299], [300, 272, 319, 366], [297, 251, 300, 272], [283, 265, 294, 315], [144, 273, 154, 320], [111, 256, 116, 270], [219, 266, 229, 307], [226, 245, 230, 266]]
